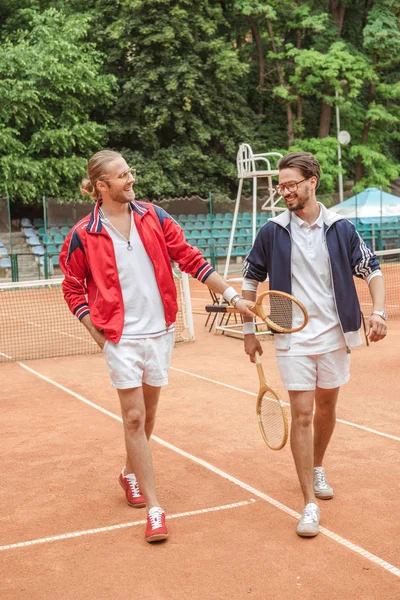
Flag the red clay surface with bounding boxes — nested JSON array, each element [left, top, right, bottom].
[[1, 278, 399, 599]]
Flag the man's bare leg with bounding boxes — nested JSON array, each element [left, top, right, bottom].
[[289, 390, 316, 504], [118, 386, 161, 510], [313, 386, 339, 467]]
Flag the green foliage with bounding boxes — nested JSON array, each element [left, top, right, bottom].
[[0, 0, 399, 203], [0, 7, 116, 202]]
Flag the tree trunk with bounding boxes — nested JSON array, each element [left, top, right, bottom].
[[355, 58, 377, 181], [266, 18, 294, 146], [295, 1, 303, 137], [319, 99, 332, 138], [248, 16, 264, 90], [329, 0, 346, 35], [248, 16, 265, 116], [319, 2, 346, 137]]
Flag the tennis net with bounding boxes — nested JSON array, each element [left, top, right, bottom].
[[0, 271, 194, 363], [355, 248, 400, 318]]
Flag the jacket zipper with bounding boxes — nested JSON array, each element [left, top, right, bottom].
[[324, 226, 351, 354]]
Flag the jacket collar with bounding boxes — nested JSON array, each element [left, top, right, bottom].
[[268, 202, 344, 229], [86, 199, 150, 233]]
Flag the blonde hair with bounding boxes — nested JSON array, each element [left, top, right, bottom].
[[81, 150, 122, 200]]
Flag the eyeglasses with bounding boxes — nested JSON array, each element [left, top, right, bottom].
[[275, 177, 310, 196], [102, 167, 136, 183]]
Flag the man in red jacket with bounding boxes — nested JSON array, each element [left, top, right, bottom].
[[60, 150, 253, 543]]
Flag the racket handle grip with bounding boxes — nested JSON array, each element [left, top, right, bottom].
[[205, 305, 235, 313]]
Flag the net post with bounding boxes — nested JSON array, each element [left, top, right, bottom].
[[11, 254, 18, 282], [6, 189, 13, 255], [181, 272, 195, 341]]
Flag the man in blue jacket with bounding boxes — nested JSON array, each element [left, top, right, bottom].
[[241, 152, 387, 537]]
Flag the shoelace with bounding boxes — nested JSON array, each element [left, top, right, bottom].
[[302, 506, 319, 524], [315, 471, 330, 489], [148, 509, 164, 530], [125, 474, 142, 498]]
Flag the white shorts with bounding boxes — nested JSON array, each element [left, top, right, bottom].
[[276, 348, 350, 391], [103, 333, 174, 389]]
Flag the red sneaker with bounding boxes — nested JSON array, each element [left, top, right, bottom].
[[145, 507, 168, 543], [119, 468, 146, 508]]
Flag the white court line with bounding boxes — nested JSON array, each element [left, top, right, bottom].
[[171, 367, 400, 442], [16, 362, 400, 578], [0, 500, 253, 552]]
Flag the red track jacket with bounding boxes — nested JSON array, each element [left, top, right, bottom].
[[60, 199, 214, 343]]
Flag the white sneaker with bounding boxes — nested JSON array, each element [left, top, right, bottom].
[[314, 467, 334, 499], [296, 502, 320, 537]]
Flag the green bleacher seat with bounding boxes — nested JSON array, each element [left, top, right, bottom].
[[60, 227, 70, 236], [46, 245, 58, 256], [42, 235, 54, 245], [54, 234, 64, 244], [33, 218, 44, 227]]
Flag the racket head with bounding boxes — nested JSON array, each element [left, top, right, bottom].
[[255, 290, 308, 333], [256, 385, 288, 451]]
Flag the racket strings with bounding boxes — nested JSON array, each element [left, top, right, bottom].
[[258, 390, 286, 449], [262, 294, 305, 331]]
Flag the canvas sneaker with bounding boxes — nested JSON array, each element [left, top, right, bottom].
[[314, 466, 334, 499], [296, 502, 320, 537], [145, 507, 168, 543], [119, 467, 146, 508]]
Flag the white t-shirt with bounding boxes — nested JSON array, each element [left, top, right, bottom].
[[100, 210, 174, 339]]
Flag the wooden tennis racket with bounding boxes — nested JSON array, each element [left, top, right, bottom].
[[361, 311, 370, 347], [205, 290, 308, 334], [255, 351, 288, 451]]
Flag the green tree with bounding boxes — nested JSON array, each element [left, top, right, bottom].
[[94, 0, 257, 198], [0, 7, 116, 202]]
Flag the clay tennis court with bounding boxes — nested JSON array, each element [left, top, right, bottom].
[[1, 278, 399, 599]]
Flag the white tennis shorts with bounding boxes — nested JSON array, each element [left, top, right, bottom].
[[103, 333, 174, 389], [276, 347, 350, 391]]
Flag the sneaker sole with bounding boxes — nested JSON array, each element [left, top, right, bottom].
[[296, 529, 319, 538], [314, 491, 334, 500], [146, 533, 169, 543], [119, 479, 146, 508]]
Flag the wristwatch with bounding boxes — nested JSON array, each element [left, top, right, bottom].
[[371, 310, 387, 320], [230, 294, 244, 307]]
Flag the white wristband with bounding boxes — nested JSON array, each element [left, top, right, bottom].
[[222, 286, 237, 303], [243, 321, 256, 335]]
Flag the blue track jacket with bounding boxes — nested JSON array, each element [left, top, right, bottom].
[[242, 204, 381, 348]]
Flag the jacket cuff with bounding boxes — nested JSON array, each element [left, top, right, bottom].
[[194, 262, 215, 283], [74, 303, 90, 320]]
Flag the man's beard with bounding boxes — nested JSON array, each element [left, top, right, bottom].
[[110, 189, 135, 203], [285, 194, 307, 212]]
